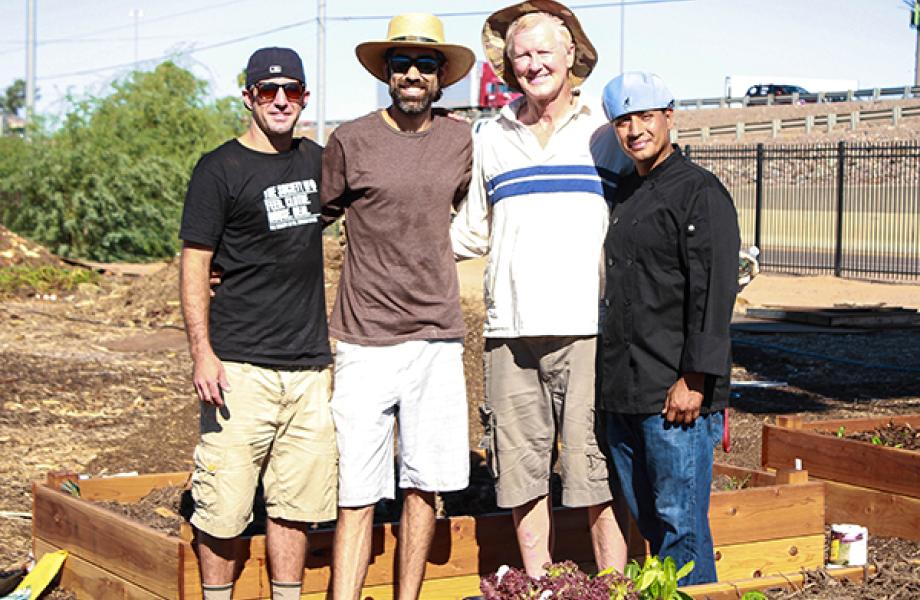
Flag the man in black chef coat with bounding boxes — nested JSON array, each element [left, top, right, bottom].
[[598, 71, 740, 585]]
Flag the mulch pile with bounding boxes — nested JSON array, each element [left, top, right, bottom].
[[0, 225, 65, 269]]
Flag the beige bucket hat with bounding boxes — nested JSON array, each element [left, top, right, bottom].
[[482, 0, 598, 93], [356, 13, 476, 87]]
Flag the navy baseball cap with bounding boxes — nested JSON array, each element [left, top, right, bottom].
[[245, 47, 306, 88], [602, 71, 675, 121]]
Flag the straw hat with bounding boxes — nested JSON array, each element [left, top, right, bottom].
[[482, 0, 597, 93], [356, 13, 476, 88]]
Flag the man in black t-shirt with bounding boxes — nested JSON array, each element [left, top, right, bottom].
[[179, 47, 335, 600]]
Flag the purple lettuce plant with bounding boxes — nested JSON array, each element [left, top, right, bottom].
[[480, 561, 639, 600]]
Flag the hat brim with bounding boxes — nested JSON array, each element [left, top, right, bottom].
[[356, 41, 476, 88], [482, 0, 597, 93]]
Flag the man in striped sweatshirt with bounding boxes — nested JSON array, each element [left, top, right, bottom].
[[451, 0, 632, 577]]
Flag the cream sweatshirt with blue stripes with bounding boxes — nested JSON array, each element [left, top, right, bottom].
[[451, 95, 633, 338]]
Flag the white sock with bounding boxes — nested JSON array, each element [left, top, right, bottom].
[[271, 580, 302, 600], [202, 582, 233, 600]]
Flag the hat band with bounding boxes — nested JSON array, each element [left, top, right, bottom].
[[391, 35, 439, 43]]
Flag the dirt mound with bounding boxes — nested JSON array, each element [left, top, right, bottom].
[[0, 225, 65, 268]]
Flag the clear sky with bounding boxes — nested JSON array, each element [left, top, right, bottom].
[[0, 0, 915, 123]]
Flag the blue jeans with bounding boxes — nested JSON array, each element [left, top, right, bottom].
[[604, 411, 723, 585]]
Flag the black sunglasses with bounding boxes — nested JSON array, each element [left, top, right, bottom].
[[250, 81, 305, 104], [388, 55, 442, 76]]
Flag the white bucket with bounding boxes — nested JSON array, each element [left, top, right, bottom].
[[828, 523, 868, 567]]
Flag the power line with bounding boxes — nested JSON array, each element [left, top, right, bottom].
[[330, 0, 692, 21], [35, 0, 690, 83], [38, 19, 314, 81]]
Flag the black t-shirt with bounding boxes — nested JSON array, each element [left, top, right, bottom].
[[180, 138, 331, 368]]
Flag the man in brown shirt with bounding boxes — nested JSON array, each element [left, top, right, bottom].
[[320, 14, 474, 600]]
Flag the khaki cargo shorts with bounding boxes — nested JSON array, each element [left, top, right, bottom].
[[190, 362, 337, 539], [482, 336, 613, 509]]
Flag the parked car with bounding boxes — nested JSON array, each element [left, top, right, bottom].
[[745, 84, 814, 104]]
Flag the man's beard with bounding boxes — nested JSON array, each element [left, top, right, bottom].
[[389, 84, 435, 115]]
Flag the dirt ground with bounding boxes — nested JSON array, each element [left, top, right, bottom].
[[1, 230, 919, 597]]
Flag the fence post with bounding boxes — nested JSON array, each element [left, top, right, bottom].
[[834, 141, 846, 277], [827, 112, 837, 133], [893, 105, 902, 126], [755, 144, 764, 252]]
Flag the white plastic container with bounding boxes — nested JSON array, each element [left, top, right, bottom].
[[828, 523, 868, 567]]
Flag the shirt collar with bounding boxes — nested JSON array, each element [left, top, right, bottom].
[[499, 93, 594, 127], [644, 144, 683, 181]]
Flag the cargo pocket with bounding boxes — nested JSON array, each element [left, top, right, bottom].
[[190, 443, 223, 517], [586, 446, 609, 481], [478, 404, 498, 479]]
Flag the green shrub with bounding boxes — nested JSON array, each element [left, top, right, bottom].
[[0, 62, 246, 261]]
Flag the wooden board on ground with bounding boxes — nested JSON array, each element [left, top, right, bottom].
[[746, 305, 919, 327], [31, 462, 826, 599]]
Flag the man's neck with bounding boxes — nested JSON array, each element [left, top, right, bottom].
[[517, 86, 576, 128], [237, 123, 294, 154], [383, 105, 433, 133]]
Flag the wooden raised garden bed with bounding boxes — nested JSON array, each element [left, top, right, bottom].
[[32, 462, 825, 599], [762, 413, 920, 542]]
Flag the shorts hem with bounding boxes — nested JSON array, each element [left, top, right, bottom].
[[562, 486, 614, 508], [496, 481, 549, 509], [191, 514, 249, 539], [398, 479, 469, 494], [265, 506, 337, 524], [338, 492, 394, 508]]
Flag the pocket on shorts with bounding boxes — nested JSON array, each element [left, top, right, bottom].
[[585, 446, 609, 482], [478, 404, 498, 479], [191, 443, 224, 513]]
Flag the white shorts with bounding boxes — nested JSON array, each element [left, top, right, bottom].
[[331, 339, 469, 507]]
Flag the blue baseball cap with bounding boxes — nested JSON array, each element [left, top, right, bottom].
[[602, 71, 675, 121]]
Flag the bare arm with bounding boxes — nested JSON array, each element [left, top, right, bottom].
[[180, 242, 229, 406]]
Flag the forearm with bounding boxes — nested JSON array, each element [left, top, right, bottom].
[[180, 244, 215, 360]]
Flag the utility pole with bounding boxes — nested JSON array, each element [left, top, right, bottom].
[[25, 0, 37, 123], [619, 1, 625, 74], [129, 8, 143, 68], [316, 0, 326, 143]]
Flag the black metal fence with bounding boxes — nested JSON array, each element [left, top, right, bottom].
[[684, 142, 920, 281]]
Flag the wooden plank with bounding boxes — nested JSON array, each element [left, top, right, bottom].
[[710, 483, 825, 546], [713, 463, 778, 488], [32, 482, 181, 598], [302, 573, 482, 600], [784, 414, 920, 434], [713, 533, 825, 582], [683, 563, 872, 600], [76, 472, 190, 502], [33, 538, 164, 600], [824, 480, 920, 541], [762, 423, 920, 498]]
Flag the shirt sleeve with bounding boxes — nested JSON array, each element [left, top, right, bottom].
[[679, 180, 741, 375], [320, 133, 349, 227], [178, 158, 227, 248], [450, 129, 491, 259]]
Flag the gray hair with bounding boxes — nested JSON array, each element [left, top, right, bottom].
[[504, 12, 573, 58]]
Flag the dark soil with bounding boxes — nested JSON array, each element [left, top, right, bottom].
[[844, 423, 920, 451]]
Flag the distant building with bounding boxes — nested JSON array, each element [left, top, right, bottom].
[[0, 111, 26, 136]]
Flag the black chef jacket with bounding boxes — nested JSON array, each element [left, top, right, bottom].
[[599, 146, 740, 415]]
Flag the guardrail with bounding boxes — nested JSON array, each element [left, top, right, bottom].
[[677, 85, 920, 110], [673, 104, 920, 142]]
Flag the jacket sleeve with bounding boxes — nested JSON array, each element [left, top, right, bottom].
[[679, 180, 741, 376], [449, 129, 491, 260]]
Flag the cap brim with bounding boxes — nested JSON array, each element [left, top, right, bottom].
[[355, 41, 476, 88]]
